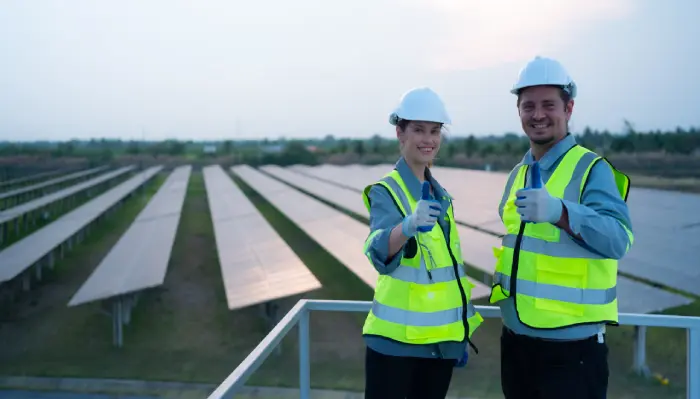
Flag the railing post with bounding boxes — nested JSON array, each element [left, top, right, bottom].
[[299, 308, 310, 399], [688, 327, 700, 399], [632, 326, 650, 376]]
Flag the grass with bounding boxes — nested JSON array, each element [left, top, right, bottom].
[[0, 169, 696, 399]]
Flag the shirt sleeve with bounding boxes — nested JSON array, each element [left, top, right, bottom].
[[364, 184, 405, 274], [560, 160, 634, 260]]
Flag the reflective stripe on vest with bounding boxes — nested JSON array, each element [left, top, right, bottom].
[[492, 272, 616, 305], [371, 299, 477, 327]]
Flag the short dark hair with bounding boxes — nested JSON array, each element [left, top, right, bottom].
[[516, 86, 572, 108]]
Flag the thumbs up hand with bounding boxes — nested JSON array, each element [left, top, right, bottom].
[[401, 181, 442, 237], [514, 162, 563, 224]]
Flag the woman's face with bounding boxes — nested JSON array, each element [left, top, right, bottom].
[[397, 120, 442, 165]]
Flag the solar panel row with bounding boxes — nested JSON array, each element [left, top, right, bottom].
[[0, 169, 67, 191], [69, 165, 189, 307], [0, 165, 136, 226], [0, 165, 109, 207], [0, 166, 163, 289], [203, 165, 321, 311], [66, 165, 184, 347]]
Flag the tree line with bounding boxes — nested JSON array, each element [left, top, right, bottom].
[[0, 123, 698, 170]]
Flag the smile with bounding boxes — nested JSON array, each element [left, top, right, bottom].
[[418, 147, 434, 154], [531, 123, 550, 129]]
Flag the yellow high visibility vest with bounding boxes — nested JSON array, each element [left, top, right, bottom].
[[361, 169, 483, 345], [489, 144, 634, 329]]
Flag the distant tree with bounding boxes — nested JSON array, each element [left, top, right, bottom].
[[223, 140, 233, 154], [480, 143, 495, 157], [464, 135, 478, 157], [277, 141, 318, 165], [126, 141, 141, 155], [446, 142, 457, 158], [337, 139, 349, 153], [354, 140, 365, 157], [371, 134, 382, 154], [165, 140, 185, 156]]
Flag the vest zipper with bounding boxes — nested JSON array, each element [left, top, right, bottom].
[[438, 223, 479, 354]]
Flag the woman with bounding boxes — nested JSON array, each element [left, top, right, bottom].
[[360, 87, 483, 399]]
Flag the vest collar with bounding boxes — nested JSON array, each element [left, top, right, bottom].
[[520, 133, 578, 171], [394, 157, 449, 202]]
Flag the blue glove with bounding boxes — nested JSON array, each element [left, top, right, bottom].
[[402, 181, 442, 237], [417, 181, 439, 233], [455, 350, 468, 368], [514, 162, 563, 224]]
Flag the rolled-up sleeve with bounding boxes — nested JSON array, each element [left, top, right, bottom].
[[364, 185, 405, 274], [560, 160, 634, 260]]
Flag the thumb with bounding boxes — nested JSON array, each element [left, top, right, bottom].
[[421, 181, 431, 201], [531, 162, 543, 189]]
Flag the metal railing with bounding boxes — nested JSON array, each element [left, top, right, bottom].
[[207, 299, 700, 399]]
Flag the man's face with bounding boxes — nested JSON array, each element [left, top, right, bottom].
[[517, 85, 573, 145]]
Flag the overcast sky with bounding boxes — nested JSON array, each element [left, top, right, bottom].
[[1, 0, 698, 141]]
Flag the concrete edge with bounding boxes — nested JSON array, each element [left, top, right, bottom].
[[0, 376, 358, 398], [0, 376, 478, 399]]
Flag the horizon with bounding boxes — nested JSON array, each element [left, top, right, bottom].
[[1, 0, 699, 142]]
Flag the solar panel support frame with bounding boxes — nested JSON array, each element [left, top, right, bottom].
[[105, 293, 139, 348]]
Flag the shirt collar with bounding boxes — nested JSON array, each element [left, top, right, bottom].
[[520, 133, 578, 170], [395, 157, 449, 202]]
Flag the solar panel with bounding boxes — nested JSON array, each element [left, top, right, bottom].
[[0, 166, 136, 225], [233, 165, 379, 289], [0, 165, 109, 203], [261, 165, 368, 218], [203, 165, 321, 310], [0, 169, 66, 191], [0, 166, 163, 285], [236, 165, 491, 299], [68, 165, 188, 307]]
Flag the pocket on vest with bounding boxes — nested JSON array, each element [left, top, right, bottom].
[[406, 283, 450, 340], [533, 257, 588, 317]]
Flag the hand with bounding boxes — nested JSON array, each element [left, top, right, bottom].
[[402, 182, 442, 237], [514, 162, 563, 224]]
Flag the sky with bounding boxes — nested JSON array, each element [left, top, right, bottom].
[[0, 0, 699, 141]]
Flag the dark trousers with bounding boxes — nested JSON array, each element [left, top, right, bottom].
[[364, 346, 455, 399], [500, 326, 609, 399]]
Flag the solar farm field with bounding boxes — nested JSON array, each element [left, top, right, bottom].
[[0, 164, 698, 399]]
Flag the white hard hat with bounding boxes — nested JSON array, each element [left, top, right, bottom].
[[511, 56, 577, 99], [389, 87, 452, 126]]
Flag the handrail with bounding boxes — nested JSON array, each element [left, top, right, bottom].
[[207, 299, 700, 399]]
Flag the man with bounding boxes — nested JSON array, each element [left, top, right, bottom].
[[489, 56, 635, 399]]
